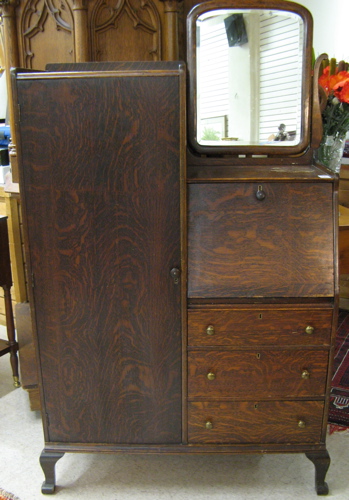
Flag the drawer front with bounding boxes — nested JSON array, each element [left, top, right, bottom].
[[188, 182, 334, 298], [188, 308, 333, 347], [188, 400, 324, 444], [188, 350, 329, 398]]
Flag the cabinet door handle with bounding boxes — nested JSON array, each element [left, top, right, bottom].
[[170, 267, 181, 284], [301, 370, 310, 379], [256, 185, 266, 201]]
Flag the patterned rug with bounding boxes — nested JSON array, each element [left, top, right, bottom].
[[0, 489, 20, 500], [328, 309, 349, 432]]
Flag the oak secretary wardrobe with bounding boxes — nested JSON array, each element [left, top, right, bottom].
[[12, 0, 337, 495]]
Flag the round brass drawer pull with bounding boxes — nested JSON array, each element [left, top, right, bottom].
[[305, 325, 314, 335], [298, 420, 306, 428], [207, 372, 216, 381], [205, 421, 213, 430], [301, 370, 310, 379], [206, 325, 215, 336]]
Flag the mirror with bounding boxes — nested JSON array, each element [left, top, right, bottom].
[[187, 2, 313, 155]]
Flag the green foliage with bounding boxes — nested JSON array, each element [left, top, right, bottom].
[[201, 127, 220, 141]]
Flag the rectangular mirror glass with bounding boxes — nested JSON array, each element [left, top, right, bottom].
[[197, 9, 304, 146], [187, 2, 313, 156]]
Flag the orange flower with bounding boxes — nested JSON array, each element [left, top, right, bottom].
[[319, 66, 330, 93], [319, 66, 349, 95], [334, 80, 349, 103]]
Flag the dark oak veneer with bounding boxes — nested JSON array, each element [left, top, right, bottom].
[[188, 182, 334, 298], [188, 308, 333, 346], [188, 400, 325, 444], [188, 350, 329, 399], [11, 0, 337, 495], [13, 63, 186, 445]]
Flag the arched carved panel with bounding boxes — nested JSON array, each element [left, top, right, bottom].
[[20, 0, 74, 69], [91, 0, 161, 62]]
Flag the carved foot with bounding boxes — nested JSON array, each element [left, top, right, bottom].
[[305, 450, 330, 495], [39, 450, 65, 494]]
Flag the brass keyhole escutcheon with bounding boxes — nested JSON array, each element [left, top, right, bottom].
[[207, 372, 216, 381], [206, 325, 215, 336], [298, 420, 306, 428], [301, 370, 310, 379], [305, 325, 314, 335], [205, 421, 213, 430]]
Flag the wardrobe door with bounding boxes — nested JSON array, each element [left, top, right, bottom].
[[15, 65, 185, 444]]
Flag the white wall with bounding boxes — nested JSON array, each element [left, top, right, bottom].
[[288, 0, 349, 61], [0, 72, 7, 120]]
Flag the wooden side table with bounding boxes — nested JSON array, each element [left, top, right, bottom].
[[0, 215, 20, 387]]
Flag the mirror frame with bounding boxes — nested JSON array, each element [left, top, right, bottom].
[[187, 0, 313, 156]]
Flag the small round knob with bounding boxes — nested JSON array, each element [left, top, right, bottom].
[[305, 325, 314, 335], [206, 325, 215, 336], [207, 372, 216, 381], [301, 370, 310, 379], [298, 420, 306, 428], [205, 421, 213, 430], [256, 185, 266, 201], [170, 267, 180, 284]]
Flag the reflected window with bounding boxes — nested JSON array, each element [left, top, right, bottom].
[[196, 9, 304, 146]]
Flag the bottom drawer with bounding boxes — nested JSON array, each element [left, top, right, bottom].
[[188, 400, 324, 444]]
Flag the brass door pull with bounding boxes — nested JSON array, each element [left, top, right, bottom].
[[207, 372, 216, 381], [298, 420, 306, 428], [305, 325, 314, 334], [301, 370, 310, 379], [206, 325, 215, 336], [205, 421, 213, 430]]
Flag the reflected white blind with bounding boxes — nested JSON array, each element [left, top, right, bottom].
[[259, 13, 303, 141], [199, 23, 229, 121]]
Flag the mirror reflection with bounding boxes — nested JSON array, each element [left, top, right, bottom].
[[196, 9, 304, 146]]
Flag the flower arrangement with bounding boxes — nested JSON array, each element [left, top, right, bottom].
[[316, 59, 349, 171]]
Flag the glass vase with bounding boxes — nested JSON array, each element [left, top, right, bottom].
[[315, 133, 346, 173]]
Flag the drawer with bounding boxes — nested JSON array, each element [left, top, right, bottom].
[[188, 182, 334, 298], [188, 400, 325, 444], [188, 308, 333, 347], [188, 350, 329, 398]]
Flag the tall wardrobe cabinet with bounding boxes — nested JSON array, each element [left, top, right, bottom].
[[12, 61, 186, 452]]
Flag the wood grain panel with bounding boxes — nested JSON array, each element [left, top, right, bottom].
[[188, 182, 334, 298], [188, 400, 324, 444], [16, 67, 184, 444], [188, 308, 332, 346], [188, 350, 329, 399]]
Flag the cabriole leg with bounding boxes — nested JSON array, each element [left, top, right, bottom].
[[305, 450, 330, 495], [40, 450, 65, 494]]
